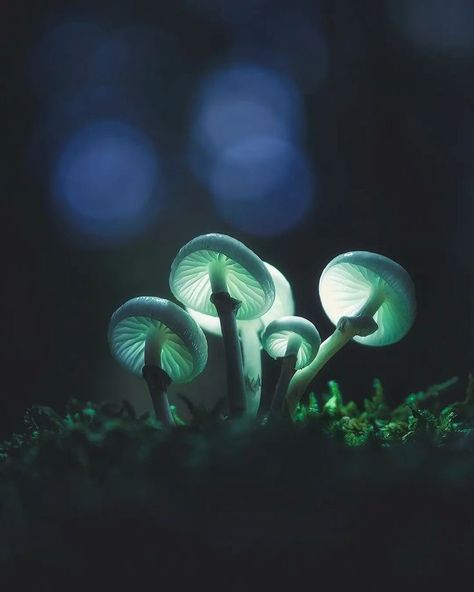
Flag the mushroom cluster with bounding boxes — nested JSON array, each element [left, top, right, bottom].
[[108, 234, 416, 425]]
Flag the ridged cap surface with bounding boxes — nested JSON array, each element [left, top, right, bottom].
[[108, 296, 208, 382], [262, 316, 321, 369], [319, 251, 416, 346], [169, 233, 275, 320]]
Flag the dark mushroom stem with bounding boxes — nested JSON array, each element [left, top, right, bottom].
[[268, 354, 298, 419], [142, 365, 175, 428], [210, 291, 247, 419], [268, 334, 302, 419]]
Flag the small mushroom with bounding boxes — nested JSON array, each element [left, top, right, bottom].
[[286, 251, 416, 416], [262, 316, 321, 418], [108, 296, 208, 427], [169, 233, 275, 418], [187, 262, 295, 417]]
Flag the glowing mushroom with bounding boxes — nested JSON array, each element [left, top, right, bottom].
[[262, 316, 321, 418], [108, 296, 208, 427], [169, 233, 275, 418], [187, 262, 294, 417], [286, 251, 416, 416]]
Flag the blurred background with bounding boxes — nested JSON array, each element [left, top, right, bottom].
[[2, 0, 473, 437]]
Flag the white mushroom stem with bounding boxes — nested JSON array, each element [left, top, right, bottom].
[[286, 291, 383, 418], [239, 325, 263, 418], [142, 329, 175, 428], [209, 258, 228, 293], [144, 327, 162, 367], [209, 262, 247, 418], [269, 334, 302, 418]]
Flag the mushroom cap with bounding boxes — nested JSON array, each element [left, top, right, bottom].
[[169, 233, 275, 320], [108, 296, 208, 382], [319, 251, 416, 346], [186, 261, 294, 338], [262, 316, 321, 370]]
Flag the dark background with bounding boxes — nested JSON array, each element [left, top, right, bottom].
[[3, 0, 473, 438]]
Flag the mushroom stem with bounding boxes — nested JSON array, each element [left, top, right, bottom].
[[144, 327, 162, 367], [209, 258, 228, 293], [357, 288, 385, 317], [239, 326, 262, 418], [143, 329, 174, 427], [210, 291, 247, 419], [142, 365, 175, 428], [286, 313, 379, 418], [268, 335, 302, 418], [269, 356, 297, 418]]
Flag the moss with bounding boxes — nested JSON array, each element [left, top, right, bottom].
[[1, 375, 473, 576], [292, 375, 472, 447], [2, 375, 472, 465]]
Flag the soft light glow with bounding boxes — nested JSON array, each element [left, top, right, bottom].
[[262, 317, 321, 369], [318, 252, 417, 347], [187, 261, 295, 337], [170, 233, 275, 320], [108, 296, 208, 382], [51, 120, 163, 246]]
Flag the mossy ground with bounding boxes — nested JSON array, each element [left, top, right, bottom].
[[1, 375, 473, 581]]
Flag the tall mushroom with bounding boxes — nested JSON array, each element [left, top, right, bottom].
[[169, 233, 275, 419], [262, 316, 321, 418], [108, 296, 208, 427], [286, 251, 416, 416], [187, 262, 294, 417]]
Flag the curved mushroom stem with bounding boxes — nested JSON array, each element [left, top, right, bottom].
[[268, 334, 302, 419], [210, 292, 247, 419], [143, 329, 175, 428], [286, 312, 379, 418], [239, 326, 262, 418]]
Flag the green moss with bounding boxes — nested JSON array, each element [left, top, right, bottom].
[[1, 376, 472, 466], [1, 375, 473, 574], [292, 375, 472, 447]]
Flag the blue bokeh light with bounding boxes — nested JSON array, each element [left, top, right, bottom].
[[189, 62, 314, 235], [210, 137, 294, 201], [52, 120, 163, 246], [189, 64, 303, 180], [27, 86, 149, 185], [211, 139, 315, 236], [27, 20, 183, 179], [199, 98, 288, 158]]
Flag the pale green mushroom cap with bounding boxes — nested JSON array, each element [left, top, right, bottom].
[[186, 262, 295, 339], [169, 233, 275, 320], [319, 251, 416, 346], [108, 296, 208, 382], [262, 316, 321, 370]]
